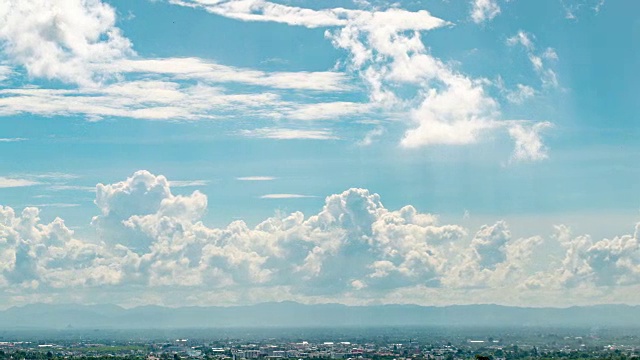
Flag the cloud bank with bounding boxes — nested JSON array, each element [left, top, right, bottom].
[[1, 171, 638, 307]]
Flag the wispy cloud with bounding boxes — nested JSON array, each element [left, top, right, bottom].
[[240, 128, 339, 140], [507, 31, 559, 88], [237, 176, 277, 181], [0, 177, 40, 188], [0, 137, 27, 142], [169, 180, 209, 187], [109, 58, 351, 92], [48, 185, 96, 192], [286, 102, 372, 121], [31, 172, 79, 180], [357, 127, 385, 147], [260, 194, 316, 199], [0, 84, 283, 121], [27, 203, 81, 208]]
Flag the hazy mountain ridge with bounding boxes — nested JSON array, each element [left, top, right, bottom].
[[1, 302, 639, 329]]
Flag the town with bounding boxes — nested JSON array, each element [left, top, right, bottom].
[[0, 327, 638, 360]]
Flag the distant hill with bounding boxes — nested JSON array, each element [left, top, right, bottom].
[[0, 302, 639, 329]]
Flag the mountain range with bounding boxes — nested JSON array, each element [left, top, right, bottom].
[[1, 302, 638, 329]]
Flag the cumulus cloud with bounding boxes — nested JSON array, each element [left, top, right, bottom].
[[1, 170, 640, 306], [0, 205, 117, 289], [0, 0, 133, 85], [542, 224, 640, 288], [444, 221, 544, 289]]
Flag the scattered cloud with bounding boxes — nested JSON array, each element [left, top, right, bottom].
[[508, 121, 553, 162], [240, 128, 339, 140], [357, 126, 385, 146], [507, 31, 559, 88], [166, 0, 552, 158], [506, 84, 536, 104], [470, 0, 501, 24], [0, 0, 556, 161], [0, 0, 351, 125], [561, 0, 606, 19], [0, 137, 27, 142]]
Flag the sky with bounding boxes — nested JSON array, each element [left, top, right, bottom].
[[0, 0, 639, 309]]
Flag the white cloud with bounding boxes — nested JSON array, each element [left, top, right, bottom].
[[169, 180, 209, 187], [109, 58, 351, 92], [27, 203, 81, 208], [529, 224, 640, 289], [0, 82, 283, 120], [506, 84, 536, 104], [1, 170, 640, 306], [561, 0, 606, 19], [237, 176, 276, 181], [506, 31, 535, 51], [260, 194, 315, 199], [0, 65, 12, 83], [287, 102, 372, 121], [172, 0, 447, 31], [543, 48, 559, 61], [508, 121, 553, 162], [48, 185, 96, 192], [167, 1, 551, 155], [357, 126, 384, 146], [0, 0, 555, 160], [507, 31, 559, 88], [400, 76, 500, 147], [0, 138, 27, 142], [0, 0, 352, 124], [239, 128, 339, 140], [470, 0, 501, 24], [0, 0, 133, 86], [0, 177, 40, 188]]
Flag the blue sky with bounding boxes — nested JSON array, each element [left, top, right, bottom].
[[0, 0, 639, 308]]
